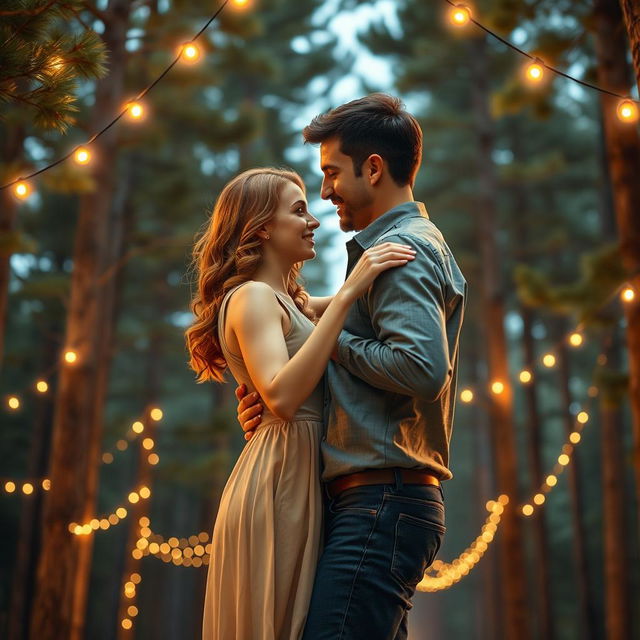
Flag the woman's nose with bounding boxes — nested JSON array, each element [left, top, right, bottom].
[[307, 214, 320, 230]]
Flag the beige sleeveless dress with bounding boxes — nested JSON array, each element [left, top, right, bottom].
[[202, 282, 324, 640]]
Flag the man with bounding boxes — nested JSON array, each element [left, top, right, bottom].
[[237, 93, 466, 639]]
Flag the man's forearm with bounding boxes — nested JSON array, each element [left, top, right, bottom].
[[337, 331, 452, 401]]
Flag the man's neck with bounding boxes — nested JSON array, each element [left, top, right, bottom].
[[367, 186, 415, 225]]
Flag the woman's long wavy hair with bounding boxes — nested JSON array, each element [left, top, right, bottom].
[[186, 168, 314, 383]]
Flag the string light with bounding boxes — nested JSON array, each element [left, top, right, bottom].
[[7, 396, 20, 410], [35, 380, 49, 393], [617, 99, 638, 123], [419, 402, 591, 591], [132, 421, 144, 434], [418, 497, 506, 591], [0, 1, 233, 193], [13, 181, 31, 200], [2, 479, 50, 493], [140, 521, 211, 567], [438, 0, 640, 124], [490, 381, 504, 395], [64, 350, 78, 364], [460, 388, 474, 403], [1, 0, 637, 197], [621, 286, 635, 303], [542, 353, 556, 368], [449, 4, 471, 26], [568, 332, 583, 347], [126, 101, 145, 121], [525, 59, 544, 83], [179, 42, 201, 63], [68, 489, 150, 535], [519, 369, 532, 384], [73, 147, 91, 165], [150, 408, 163, 421]]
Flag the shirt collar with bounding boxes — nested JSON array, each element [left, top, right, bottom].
[[350, 201, 429, 251]]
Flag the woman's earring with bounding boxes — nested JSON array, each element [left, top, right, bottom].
[[265, 234, 270, 240]]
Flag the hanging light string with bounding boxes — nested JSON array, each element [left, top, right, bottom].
[[0, 0, 234, 193], [4, 0, 639, 198], [418, 285, 636, 591], [443, 1, 639, 114], [418, 390, 596, 592]]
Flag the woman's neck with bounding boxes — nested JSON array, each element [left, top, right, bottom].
[[252, 260, 290, 296]]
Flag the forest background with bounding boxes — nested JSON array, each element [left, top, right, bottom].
[[1, 0, 640, 639]]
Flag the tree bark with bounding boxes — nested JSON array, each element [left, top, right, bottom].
[[29, 2, 131, 638], [468, 35, 530, 639], [593, 0, 640, 547], [619, 0, 640, 92], [0, 125, 24, 370], [599, 334, 631, 640], [70, 141, 132, 640]]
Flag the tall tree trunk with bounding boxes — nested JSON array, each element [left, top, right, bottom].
[[70, 148, 133, 640], [0, 126, 24, 369], [593, 0, 640, 532], [29, 3, 131, 638], [468, 35, 530, 640], [599, 333, 631, 639], [619, 0, 640, 91]]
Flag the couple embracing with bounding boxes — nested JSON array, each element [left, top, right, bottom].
[[186, 93, 467, 640]]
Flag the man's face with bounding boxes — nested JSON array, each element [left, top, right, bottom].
[[319, 138, 374, 232]]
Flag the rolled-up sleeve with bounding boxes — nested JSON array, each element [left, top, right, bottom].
[[336, 234, 453, 401]]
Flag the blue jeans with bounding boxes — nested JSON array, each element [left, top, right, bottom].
[[302, 475, 446, 640]]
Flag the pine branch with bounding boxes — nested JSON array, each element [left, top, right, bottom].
[[0, 1, 60, 17]]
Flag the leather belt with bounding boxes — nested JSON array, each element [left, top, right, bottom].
[[326, 468, 440, 499]]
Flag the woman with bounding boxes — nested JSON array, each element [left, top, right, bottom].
[[186, 167, 415, 640]]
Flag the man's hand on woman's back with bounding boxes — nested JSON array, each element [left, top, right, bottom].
[[235, 384, 264, 441]]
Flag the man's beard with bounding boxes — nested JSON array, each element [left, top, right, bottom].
[[339, 214, 354, 232]]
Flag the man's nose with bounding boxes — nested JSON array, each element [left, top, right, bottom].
[[320, 179, 332, 200]]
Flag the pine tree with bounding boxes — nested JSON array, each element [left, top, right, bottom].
[[0, 0, 106, 368]]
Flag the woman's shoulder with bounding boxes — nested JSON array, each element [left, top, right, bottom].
[[225, 281, 281, 321]]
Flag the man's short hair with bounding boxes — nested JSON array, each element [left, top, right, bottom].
[[302, 93, 423, 187]]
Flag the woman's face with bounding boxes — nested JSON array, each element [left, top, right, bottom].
[[264, 181, 320, 263]]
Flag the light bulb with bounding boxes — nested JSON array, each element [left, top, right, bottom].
[[617, 99, 638, 123]]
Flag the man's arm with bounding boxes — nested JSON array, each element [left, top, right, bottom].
[[336, 234, 453, 401], [308, 295, 334, 318], [236, 384, 263, 440]]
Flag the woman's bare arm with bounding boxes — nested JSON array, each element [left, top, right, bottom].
[[226, 242, 416, 422]]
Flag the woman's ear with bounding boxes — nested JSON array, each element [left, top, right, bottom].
[[256, 230, 270, 241], [367, 154, 384, 186]]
